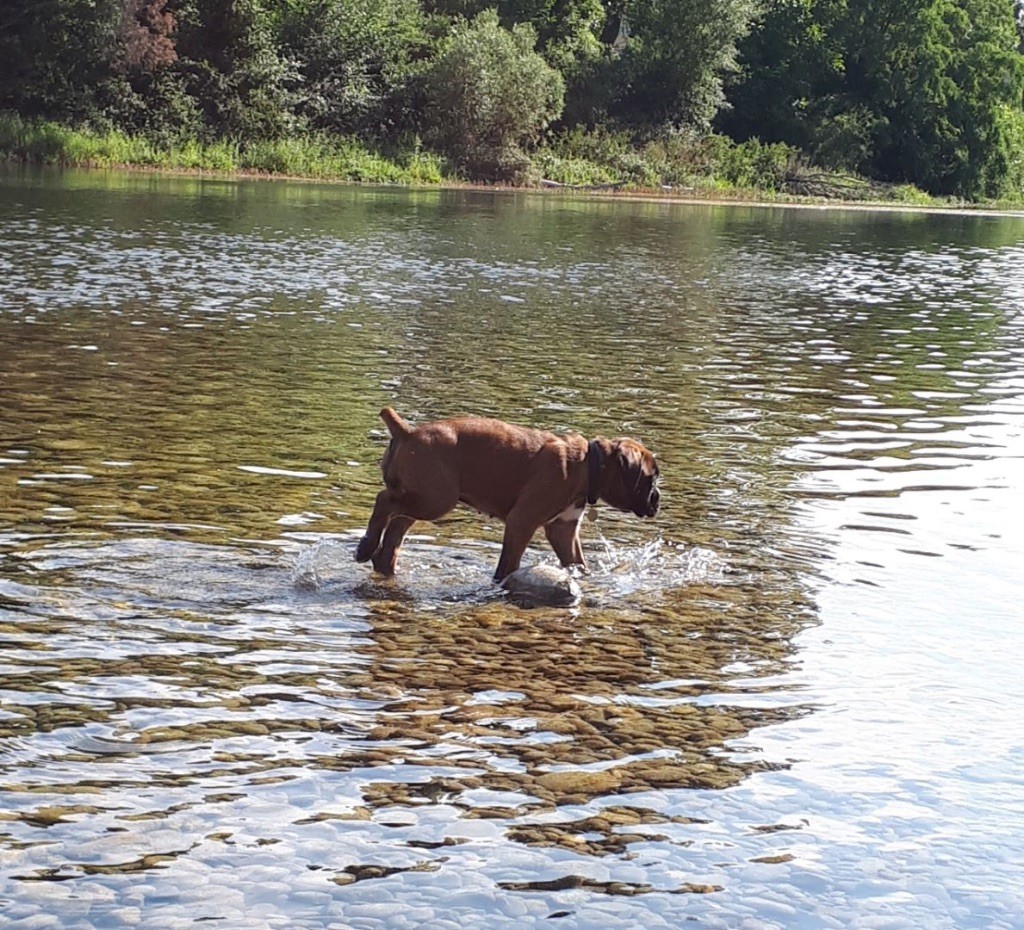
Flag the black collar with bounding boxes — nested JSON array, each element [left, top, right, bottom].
[[587, 439, 603, 505]]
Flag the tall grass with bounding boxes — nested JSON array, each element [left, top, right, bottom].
[[0, 113, 445, 184]]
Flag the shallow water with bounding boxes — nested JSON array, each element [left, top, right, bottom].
[[1, 168, 1023, 929]]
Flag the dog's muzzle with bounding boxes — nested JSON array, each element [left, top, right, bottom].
[[635, 486, 660, 518]]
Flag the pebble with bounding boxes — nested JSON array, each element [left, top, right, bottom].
[[500, 565, 582, 606], [534, 770, 622, 797]]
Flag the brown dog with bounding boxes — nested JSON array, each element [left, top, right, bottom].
[[355, 408, 660, 581]]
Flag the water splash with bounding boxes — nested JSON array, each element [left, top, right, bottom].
[[290, 535, 349, 591], [288, 534, 503, 607], [288, 525, 726, 607], [589, 534, 725, 598], [290, 532, 724, 605]]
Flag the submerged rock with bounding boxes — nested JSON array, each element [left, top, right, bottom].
[[500, 564, 581, 607]]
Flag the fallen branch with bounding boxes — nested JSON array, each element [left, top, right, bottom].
[[783, 169, 892, 200], [540, 178, 627, 191]]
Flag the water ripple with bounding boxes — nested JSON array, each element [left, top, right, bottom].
[[2, 173, 1023, 929]]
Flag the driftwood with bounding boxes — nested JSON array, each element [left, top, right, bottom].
[[540, 179, 627, 191], [782, 169, 892, 200]]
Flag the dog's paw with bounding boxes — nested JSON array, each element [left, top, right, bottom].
[[354, 537, 377, 563], [370, 549, 397, 576]]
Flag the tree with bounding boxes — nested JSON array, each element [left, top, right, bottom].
[[724, 0, 1024, 197], [612, 0, 758, 130], [423, 9, 565, 179], [115, 0, 177, 74], [0, 0, 122, 122], [943, 0, 1024, 198], [720, 0, 847, 151], [173, 0, 302, 140], [422, 0, 606, 76], [278, 0, 429, 139], [498, 0, 606, 76]]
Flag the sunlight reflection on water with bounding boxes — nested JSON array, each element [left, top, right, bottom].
[[1, 171, 1023, 929]]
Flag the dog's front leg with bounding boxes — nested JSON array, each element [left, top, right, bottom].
[[371, 515, 415, 576], [355, 488, 397, 564], [544, 517, 588, 572]]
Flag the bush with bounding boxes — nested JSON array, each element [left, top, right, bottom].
[[400, 139, 445, 184], [535, 128, 799, 192], [991, 105, 1024, 201], [717, 138, 792, 189], [423, 10, 564, 181], [538, 126, 647, 185], [165, 139, 239, 171], [280, 0, 429, 140], [890, 183, 936, 206], [533, 151, 617, 186], [0, 112, 70, 162], [811, 103, 884, 173]]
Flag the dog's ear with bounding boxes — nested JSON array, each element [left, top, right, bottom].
[[613, 440, 648, 490], [612, 439, 660, 518]]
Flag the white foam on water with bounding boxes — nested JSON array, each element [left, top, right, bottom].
[[588, 533, 725, 598], [237, 465, 327, 479], [291, 531, 725, 607]]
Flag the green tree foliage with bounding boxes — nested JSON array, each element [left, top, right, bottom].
[[0, 0, 194, 140], [422, 9, 565, 179], [105, 1, 200, 144], [500, 0, 605, 76], [3, 0, 1024, 195], [423, 0, 605, 76], [720, 0, 846, 151], [278, 0, 429, 139], [613, 0, 758, 130], [173, 0, 302, 140], [725, 0, 1024, 198], [0, 0, 122, 122]]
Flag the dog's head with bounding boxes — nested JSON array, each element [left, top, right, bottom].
[[601, 438, 660, 518]]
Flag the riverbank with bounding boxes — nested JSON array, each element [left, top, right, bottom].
[[5, 112, 1024, 217], [10, 155, 1023, 221], [4, 111, 996, 213]]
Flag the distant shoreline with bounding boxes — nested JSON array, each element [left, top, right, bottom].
[[7, 159, 1024, 220]]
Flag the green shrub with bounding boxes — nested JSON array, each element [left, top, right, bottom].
[[535, 129, 799, 192], [423, 10, 565, 182], [166, 139, 239, 171], [983, 104, 1024, 202], [0, 112, 23, 153], [13, 118, 73, 163], [890, 184, 937, 206], [533, 151, 616, 186], [401, 141, 445, 184]]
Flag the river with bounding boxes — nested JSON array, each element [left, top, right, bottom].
[[1, 168, 1023, 929]]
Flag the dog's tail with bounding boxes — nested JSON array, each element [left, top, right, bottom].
[[380, 407, 412, 439]]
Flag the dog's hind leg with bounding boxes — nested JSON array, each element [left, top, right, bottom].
[[357, 483, 458, 574], [494, 517, 539, 582]]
